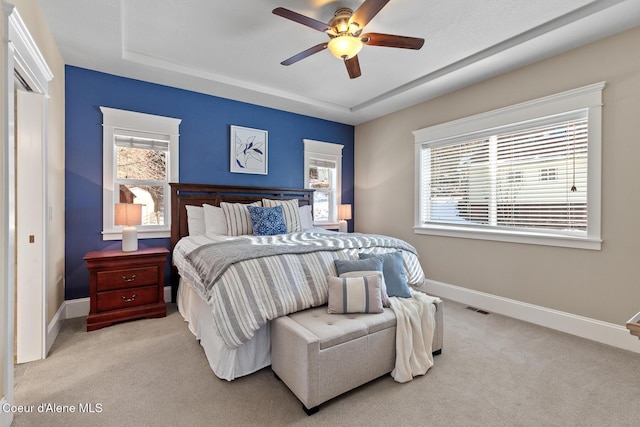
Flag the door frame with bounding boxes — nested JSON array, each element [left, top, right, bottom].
[[1, 2, 52, 419]]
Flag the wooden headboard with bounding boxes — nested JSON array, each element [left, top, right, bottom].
[[169, 182, 315, 301]]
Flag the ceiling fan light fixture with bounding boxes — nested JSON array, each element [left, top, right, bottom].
[[328, 35, 363, 60]]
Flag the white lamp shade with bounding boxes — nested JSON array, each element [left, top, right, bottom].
[[338, 204, 352, 221], [115, 203, 142, 252], [115, 203, 142, 226], [338, 204, 351, 233]]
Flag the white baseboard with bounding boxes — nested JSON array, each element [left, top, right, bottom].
[[64, 297, 90, 319], [0, 397, 13, 427], [64, 286, 173, 319], [46, 302, 65, 355], [423, 278, 640, 354]]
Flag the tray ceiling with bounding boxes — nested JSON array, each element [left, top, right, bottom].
[[36, 0, 640, 124]]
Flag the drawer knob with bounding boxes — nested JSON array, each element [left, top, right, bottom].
[[121, 274, 137, 282], [121, 294, 137, 303]]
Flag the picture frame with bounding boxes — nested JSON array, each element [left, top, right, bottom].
[[230, 125, 268, 175]]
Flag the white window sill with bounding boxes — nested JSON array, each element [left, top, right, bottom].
[[102, 228, 170, 241], [414, 224, 601, 251]]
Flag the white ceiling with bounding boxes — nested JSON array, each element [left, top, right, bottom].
[[36, 0, 640, 125]]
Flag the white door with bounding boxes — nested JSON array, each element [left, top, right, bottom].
[[15, 89, 46, 363]]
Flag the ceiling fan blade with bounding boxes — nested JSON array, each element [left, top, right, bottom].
[[361, 33, 425, 49], [351, 0, 390, 28], [272, 7, 329, 32], [344, 56, 362, 79], [281, 43, 328, 66]]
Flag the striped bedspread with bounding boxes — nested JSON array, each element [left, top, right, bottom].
[[173, 231, 425, 348]]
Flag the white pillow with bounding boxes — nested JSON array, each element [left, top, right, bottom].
[[299, 205, 314, 230], [203, 204, 227, 236], [185, 205, 206, 236], [327, 275, 383, 314], [220, 201, 262, 236], [262, 199, 301, 233]]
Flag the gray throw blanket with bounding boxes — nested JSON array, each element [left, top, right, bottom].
[[186, 231, 418, 290], [181, 231, 424, 348]]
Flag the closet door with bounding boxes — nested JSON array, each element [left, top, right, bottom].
[[15, 89, 46, 363]]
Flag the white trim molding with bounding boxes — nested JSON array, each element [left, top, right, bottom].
[[303, 139, 344, 228], [413, 82, 604, 250], [101, 107, 181, 241], [46, 301, 65, 354], [423, 278, 640, 354], [2, 2, 54, 414], [7, 6, 53, 94]]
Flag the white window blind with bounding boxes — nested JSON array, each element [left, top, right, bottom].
[[423, 114, 588, 234], [413, 82, 604, 250]]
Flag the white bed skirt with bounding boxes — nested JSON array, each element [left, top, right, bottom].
[[177, 279, 271, 381]]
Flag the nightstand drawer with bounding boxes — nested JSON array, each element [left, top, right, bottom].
[[85, 247, 169, 331], [96, 286, 158, 312], [96, 266, 158, 291]]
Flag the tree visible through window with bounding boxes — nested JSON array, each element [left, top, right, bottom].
[[116, 136, 168, 226]]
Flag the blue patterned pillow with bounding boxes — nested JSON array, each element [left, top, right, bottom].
[[247, 205, 287, 236]]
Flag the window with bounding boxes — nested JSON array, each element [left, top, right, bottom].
[[101, 107, 181, 240], [304, 139, 343, 228], [414, 82, 604, 250]]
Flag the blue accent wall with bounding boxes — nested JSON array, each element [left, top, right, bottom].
[[65, 65, 354, 300]]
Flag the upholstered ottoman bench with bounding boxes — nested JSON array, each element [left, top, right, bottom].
[[270, 300, 443, 414]]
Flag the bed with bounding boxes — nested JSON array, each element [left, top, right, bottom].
[[169, 183, 431, 381]]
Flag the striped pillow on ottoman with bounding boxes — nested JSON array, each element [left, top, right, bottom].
[[327, 275, 384, 314]]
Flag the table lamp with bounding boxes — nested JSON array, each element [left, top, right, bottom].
[[338, 204, 352, 233], [115, 203, 142, 252]]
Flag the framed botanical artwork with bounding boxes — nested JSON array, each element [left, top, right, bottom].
[[230, 125, 268, 175]]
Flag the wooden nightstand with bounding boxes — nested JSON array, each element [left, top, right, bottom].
[[84, 247, 169, 331]]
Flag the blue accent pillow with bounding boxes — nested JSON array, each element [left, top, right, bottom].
[[334, 256, 384, 277], [359, 251, 411, 298], [247, 205, 287, 236]]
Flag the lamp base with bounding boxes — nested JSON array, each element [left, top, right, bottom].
[[338, 220, 348, 233], [121, 226, 138, 252]]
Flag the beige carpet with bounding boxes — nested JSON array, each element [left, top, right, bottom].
[[10, 299, 640, 427]]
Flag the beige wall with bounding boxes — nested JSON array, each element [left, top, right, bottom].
[[1, 0, 63, 406], [12, 0, 66, 323], [355, 26, 640, 326]]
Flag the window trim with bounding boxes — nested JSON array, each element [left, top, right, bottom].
[[413, 82, 604, 250], [303, 139, 343, 229], [101, 107, 181, 240]]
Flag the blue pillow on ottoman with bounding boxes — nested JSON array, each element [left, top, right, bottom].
[[247, 205, 287, 236], [334, 257, 390, 307], [359, 251, 411, 298]]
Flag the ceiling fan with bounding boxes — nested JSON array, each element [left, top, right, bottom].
[[273, 0, 424, 79]]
